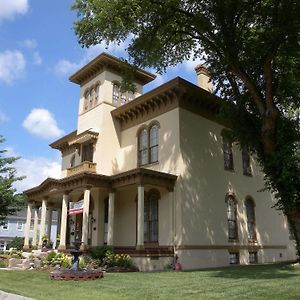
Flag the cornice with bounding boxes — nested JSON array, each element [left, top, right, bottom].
[[24, 168, 178, 200], [69, 52, 156, 86], [111, 77, 229, 130]]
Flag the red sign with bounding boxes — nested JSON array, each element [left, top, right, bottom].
[[68, 200, 84, 215]]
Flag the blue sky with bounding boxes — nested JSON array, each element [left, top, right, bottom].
[[0, 0, 200, 192]]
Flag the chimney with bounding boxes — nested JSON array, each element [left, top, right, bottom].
[[194, 64, 213, 93]]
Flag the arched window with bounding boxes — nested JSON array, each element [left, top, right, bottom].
[[226, 195, 238, 240], [149, 125, 159, 163], [242, 146, 251, 176], [138, 128, 148, 166], [128, 90, 134, 102], [113, 83, 120, 104], [144, 190, 159, 243], [88, 89, 93, 108], [137, 122, 160, 166], [223, 138, 234, 170], [245, 197, 256, 240]]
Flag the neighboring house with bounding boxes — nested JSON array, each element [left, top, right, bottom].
[[23, 53, 296, 270], [0, 210, 57, 251]]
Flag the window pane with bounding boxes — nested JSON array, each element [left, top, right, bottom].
[[149, 126, 158, 147], [140, 149, 148, 165], [150, 146, 158, 163], [128, 91, 134, 101], [150, 221, 158, 242], [113, 84, 119, 103], [121, 92, 126, 105], [223, 139, 234, 170], [242, 147, 251, 175], [139, 129, 148, 150], [84, 93, 89, 111]]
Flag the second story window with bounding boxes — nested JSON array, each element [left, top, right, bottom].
[[149, 125, 159, 163], [17, 221, 23, 231], [242, 146, 252, 176], [138, 128, 149, 166], [223, 138, 234, 171], [137, 122, 160, 166], [82, 143, 94, 162]]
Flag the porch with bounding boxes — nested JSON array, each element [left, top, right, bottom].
[[23, 168, 177, 256]]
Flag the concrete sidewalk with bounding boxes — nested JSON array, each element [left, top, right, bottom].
[[0, 291, 34, 300]]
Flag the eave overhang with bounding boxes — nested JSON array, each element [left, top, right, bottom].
[[111, 77, 228, 130], [69, 52, 156, 86], [68, 130, 99, 146], [50, 130, 77, 151], [24, 168, 177, 200]]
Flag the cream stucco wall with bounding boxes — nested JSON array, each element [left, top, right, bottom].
[[175, 108, 296, 269]]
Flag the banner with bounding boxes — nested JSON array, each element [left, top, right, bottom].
[[68, 200, 84, 215]]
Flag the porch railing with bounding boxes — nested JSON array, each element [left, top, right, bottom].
[[67, 161, 97, 177]]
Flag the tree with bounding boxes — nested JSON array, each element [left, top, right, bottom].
[[72, 0, 300, 253], [0, 136, 25, 223]]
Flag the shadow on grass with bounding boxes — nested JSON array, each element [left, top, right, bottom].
[[207, 263, 299, 280]]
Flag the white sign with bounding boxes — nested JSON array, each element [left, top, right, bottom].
[[68, 200, 84, 215]]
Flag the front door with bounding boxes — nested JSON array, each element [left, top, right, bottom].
[[75, 214, 83, 242]]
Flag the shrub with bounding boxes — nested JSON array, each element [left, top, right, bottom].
[[0, 260, 7, 268], [43, 252, 71, 269], [104, 253, 134, 269], [7, 237, 24, 250], [89, 246, 113, 261]]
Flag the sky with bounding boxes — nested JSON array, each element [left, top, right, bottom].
[[0, 0, 201, 193]]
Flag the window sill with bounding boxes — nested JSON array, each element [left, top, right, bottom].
[[243, 172, 253, 177], [139, 161, 159, 168], [228, 239, 239, 243], [224, 167, 235, 172]]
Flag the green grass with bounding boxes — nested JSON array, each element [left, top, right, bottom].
[[1, 264, 300, 300]]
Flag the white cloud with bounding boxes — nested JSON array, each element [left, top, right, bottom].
[[0, 0, 29, 21], [0, 111, 9, 123], [20, 39, 37, 49], [22, 108, 64, 140], [0, 50, 26, 84], [33, 51, 42, 65], [12, 155, 61, 193], [54, 40, 128, 77]]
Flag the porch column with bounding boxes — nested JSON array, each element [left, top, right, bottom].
[[58, 193, 69, 251], [107, 192, 115, 246], [38, 198, 47, 248], [47, 206, 53, 242], [137, 185, 144, 249], [81, 188, 91, 251], [23, 201, 32, 251], [56, 208, 62, 244], [32, 205, 39, 247]]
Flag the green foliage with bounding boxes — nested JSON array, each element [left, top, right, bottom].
[[44, 252, 72, 269], [89, 245, 113, 261], [0, 260, 7, 268], [72, 0, 300, 253], [7, 237, 24, 251], [0, 135, 26, 222], [104, 252, 134, 269]]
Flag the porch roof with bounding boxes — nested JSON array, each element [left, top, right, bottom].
[[24, 168, 177, 201]]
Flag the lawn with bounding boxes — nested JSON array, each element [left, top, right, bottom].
[[1, 264, 300, 300]]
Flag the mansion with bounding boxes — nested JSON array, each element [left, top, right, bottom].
[[23, 53, 296, 271]]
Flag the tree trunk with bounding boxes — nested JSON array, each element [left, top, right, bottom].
[[286, 210, 300, 259]]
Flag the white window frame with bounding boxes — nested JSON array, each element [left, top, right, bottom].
[[17, 221, 23, 231], [1, 221, 9, 231]]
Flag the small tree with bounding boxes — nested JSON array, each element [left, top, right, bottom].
[[0, 136, 25, 223]]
